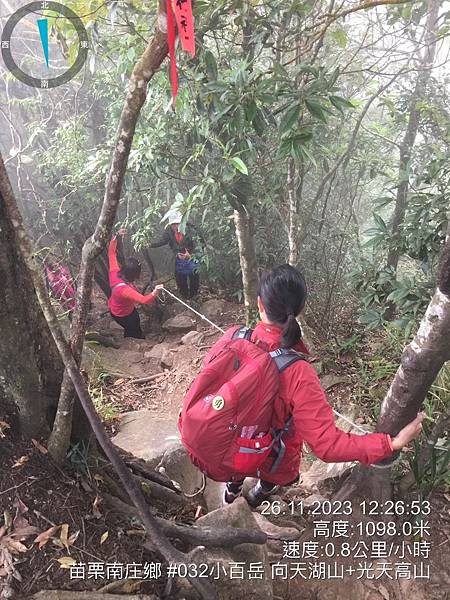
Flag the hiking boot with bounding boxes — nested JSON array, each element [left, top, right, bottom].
[[246, 481, 280, 508], [222, 481, 244, 505]]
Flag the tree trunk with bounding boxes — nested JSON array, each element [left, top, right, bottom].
[[287, 158, 300, 266], [0, 188, 62, 436], [385, 0, 440, 317], [335, 220, 450, 502], [47, 7, 169, 462], [234, 206, 259, 323]]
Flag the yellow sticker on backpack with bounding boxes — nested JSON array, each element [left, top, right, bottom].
[[212, 396, 225, 411]]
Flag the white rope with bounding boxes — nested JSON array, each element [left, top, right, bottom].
[[161, 287, 225, 333], [183, 473, 207, 498], [159, 286, 411, 468], [331, 408, 370, 435]]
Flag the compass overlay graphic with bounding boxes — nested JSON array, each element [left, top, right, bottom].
[[1, 1, 89, 89]]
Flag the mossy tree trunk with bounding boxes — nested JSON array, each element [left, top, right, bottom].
[[0, 188, 62, 436]]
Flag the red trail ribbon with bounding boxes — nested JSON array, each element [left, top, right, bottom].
[[173, 0, 195, 57], [166, 0, 178, 106], [166, 0, 195, 108]]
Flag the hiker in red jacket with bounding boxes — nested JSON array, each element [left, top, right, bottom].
[[213, 265, 423, 507], [108, 229, 163, 339], [45, 260, 76, 318]]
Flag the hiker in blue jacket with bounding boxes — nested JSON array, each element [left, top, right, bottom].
[[148, 210, 200, 299]]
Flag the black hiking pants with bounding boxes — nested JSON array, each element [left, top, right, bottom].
[[111, 308, 145, 339], [175, 271, 200, 299]]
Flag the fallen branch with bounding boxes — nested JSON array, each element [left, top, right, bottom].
[[130, 372, 166, 385], [104, 494, 268, 548], [133, 473, 189, 508]]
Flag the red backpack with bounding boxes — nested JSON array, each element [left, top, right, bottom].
[[178, 326, 307, 482]]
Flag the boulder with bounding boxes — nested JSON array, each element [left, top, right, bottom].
[[156, 444, 204, 495], [144, 342, 170, 360], [111, 411, 180, 463], [196, 498, 273, 600], [200, 298, 227, 319], [163, 301, 187, 319], [162, 313, 196, 332]]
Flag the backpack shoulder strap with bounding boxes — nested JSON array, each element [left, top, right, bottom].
[[232, 326, 253, 341], [269, 348, 309, 373]]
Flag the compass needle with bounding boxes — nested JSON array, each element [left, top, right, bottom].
[[37, 18, 49, 67]]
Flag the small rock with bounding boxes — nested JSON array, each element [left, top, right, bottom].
[[120, 338, 144, 351], [144, 342, 170, 360], [181, 330, 201, 345], [162, 314, 196, 332], [299, 460, 354, 492], [161, 349, 173, 369], [302, 493, 328, 507]]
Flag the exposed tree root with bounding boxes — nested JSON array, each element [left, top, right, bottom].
[[122, 452, 180, 492], [104, 494, 268, 548]]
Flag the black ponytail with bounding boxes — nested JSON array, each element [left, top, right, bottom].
[[281, 313, 301, 349], [258, 265, 307, 349]]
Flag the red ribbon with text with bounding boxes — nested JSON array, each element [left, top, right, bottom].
[[166, 0, 195, 107]]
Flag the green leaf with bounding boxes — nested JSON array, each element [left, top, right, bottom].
[[279, 138, 291, 159], [305, 99, 328, 123], [230, 157, 248, 175], [280, 104, 301, 136], [252, 108, 267, 135], [329, 95, 355, 114], [332, 28, 348, 48], [291, 139, 303, 163], [328, 67, 340, 87], [298, 144, 317, 168], [203, 81, 228, 94], [245, 100, 258, 122], [204, 50, 218, 80], [373, 213, 387, 232], [358, 309, 382, 326]]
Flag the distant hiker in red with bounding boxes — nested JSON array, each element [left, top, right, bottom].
[[45, 261, 76, 318], [179, 265, 424, 508], [108, 229, 163, 339]]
